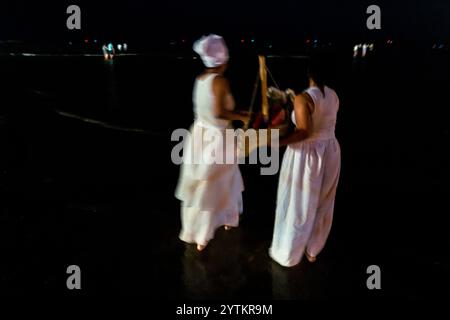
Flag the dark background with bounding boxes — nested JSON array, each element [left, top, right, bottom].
[[1, 1, 450, 42]]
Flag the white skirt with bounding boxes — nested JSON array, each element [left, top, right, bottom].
[[175, 122, 244, 246], [270, 137, 341, 267]]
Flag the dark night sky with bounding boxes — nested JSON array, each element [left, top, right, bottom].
[[1, 0, 449, 41]]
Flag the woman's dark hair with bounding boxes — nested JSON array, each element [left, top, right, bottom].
[[307, 55, 326, 96]]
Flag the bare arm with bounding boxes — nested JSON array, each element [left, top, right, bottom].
[[212, 76, 249, 122], [279, 93, 313, 146]]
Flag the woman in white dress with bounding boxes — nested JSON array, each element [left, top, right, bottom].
[[269, 59, 341, 267], [175, 35, 250, 251]]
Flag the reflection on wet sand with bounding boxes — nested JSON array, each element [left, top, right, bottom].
[[181, 228, 246, 299], [270, 258, 331, 299]]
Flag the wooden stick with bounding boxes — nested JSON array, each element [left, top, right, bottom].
[[244, 69, 260, 130], [259, 55, 269, 123]]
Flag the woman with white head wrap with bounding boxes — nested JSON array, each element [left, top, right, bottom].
[[175, 35, 250, 251]]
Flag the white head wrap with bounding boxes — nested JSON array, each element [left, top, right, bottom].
[[193, 34, 229, 68]]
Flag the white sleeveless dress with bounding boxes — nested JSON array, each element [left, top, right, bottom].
[[175, 73, 244, 246], [270, 86, 341, 267]]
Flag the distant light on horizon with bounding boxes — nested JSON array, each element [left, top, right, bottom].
[[353, 43, 374, 58]]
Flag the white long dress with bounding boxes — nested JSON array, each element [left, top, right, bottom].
[[269, 86, 341, 267], [175, 73, 244, 246]]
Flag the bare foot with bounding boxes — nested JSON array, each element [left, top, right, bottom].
[[224, 226, 232, 231], [305, 251, 316, 263]]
